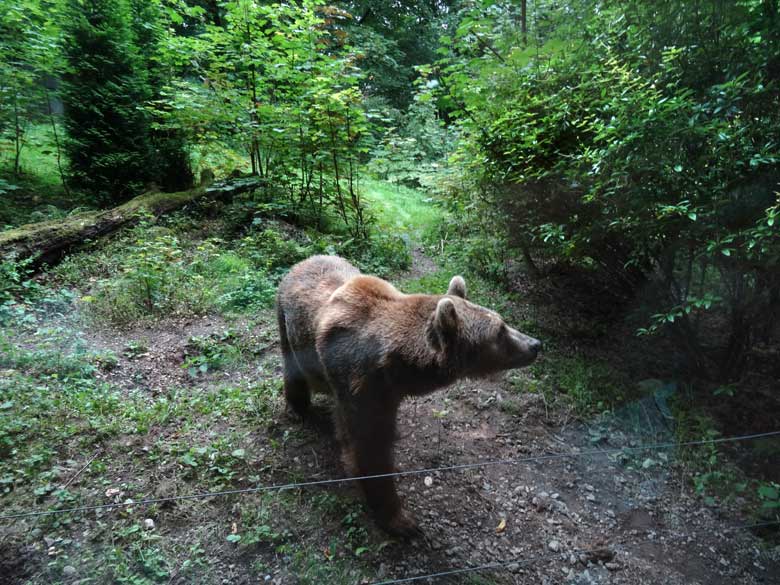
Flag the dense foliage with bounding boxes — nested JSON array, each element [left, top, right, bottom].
[[155, 1, 372, 236], [440, 0, 780, 380], [0, 1, 62, 179], [61, 0, 159, 202]]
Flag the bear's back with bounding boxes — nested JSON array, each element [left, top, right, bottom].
[[279, 255, 359, 309], [277, 255, 360, 354]]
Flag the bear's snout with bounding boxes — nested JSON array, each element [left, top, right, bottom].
[[508, 328, 542, 365]]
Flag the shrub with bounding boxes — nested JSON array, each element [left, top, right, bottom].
[[86, 231, 211, 325], [442, 1, 780, 380]]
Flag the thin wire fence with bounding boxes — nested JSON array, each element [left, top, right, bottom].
[[369, 520, 780, 585], [1, 429, 778, 521]]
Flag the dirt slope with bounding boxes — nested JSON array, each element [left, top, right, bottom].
[[1, 246, 778, 585]]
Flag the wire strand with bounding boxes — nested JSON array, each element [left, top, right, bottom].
[[1, 430, 778, 521], [369, 520, 780, 585]]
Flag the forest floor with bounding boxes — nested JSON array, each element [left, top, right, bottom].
[[1, 182, 779, 585]]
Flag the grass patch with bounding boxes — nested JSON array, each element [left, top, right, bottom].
[[361, 177, 443, 239], [398, 256, 527, 332], [516, 354, 633, 418], [0, 124, 95, 228], [56, 223, 293, 326]]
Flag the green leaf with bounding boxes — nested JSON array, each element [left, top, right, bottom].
[[226, 534, 242, 543], [166, 7, 184, 25], [673, 165, 683, 172], [721, 249, 731, 257], [231, 449, 246, 459], [181, 453, 198, 467]]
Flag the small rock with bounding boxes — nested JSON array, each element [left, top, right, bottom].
[[63, 566, 77, 577], [605, 562, 620, 571], [424, 476, 434, 487], [143, 518, 155, 530], [548, 540, 561, 552], [533, 494, 551, 511]]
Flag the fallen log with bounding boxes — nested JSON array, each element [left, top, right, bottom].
[[0, 177, 265, 269]]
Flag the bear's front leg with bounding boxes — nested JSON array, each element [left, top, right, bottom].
[[338, 396, 422, 538]]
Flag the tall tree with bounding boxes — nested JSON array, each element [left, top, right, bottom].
[[0, 1, 60, 178], [61, 0, 154, 204], [340, 0, 453, 110], [130, 0, 193, 191]]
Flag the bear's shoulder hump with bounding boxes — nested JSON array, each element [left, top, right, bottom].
[[332, 275, 401, 305]]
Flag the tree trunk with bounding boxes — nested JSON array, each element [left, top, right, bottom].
[[0, 177, 265, 270], [521, 0, 528, 46]]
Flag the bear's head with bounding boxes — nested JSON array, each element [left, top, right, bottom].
[[433, 275, 541, 377]]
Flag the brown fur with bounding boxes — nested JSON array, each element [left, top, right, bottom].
[[276, 255, 541, 536]]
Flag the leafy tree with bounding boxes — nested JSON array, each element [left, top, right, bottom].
[[61, 0, 155, 203], [339, 0, 453, 110], [0, 1, 61, 177], [129, 0, 193, 191], [158, 0, 371, 237]]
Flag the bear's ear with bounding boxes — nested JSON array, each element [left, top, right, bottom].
[[435, 298, 459, 333], [447, 275, 467, 299]]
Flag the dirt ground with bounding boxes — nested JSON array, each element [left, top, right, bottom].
[[1, 247, 779, 585]]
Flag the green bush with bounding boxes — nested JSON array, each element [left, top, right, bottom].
[[442, 1, 780, 380], [87, 231, 211, 325], [0, 255, 36, 303], [237, 229, 310, 276]]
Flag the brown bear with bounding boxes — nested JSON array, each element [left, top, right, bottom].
[[276, 255, 541, 536]]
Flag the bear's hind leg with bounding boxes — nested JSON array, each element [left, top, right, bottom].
[[278, 309, 311, 417], [283, 357, 310, 417]]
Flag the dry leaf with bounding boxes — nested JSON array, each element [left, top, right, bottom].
[[496, 517, 507, 533]]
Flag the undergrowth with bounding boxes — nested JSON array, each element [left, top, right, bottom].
[[48, 193, 411, 327]]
